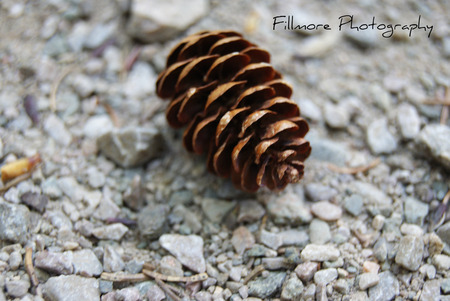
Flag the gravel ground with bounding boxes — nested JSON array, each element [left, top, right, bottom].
[[0, 0, 449, 300]]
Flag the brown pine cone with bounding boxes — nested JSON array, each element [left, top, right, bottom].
[[156, 30, 311, 192]]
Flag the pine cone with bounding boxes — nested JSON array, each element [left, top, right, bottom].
[[156, 30, 311, 192]]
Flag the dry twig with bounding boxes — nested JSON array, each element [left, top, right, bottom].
[[243, 265, 265, 284], [327, 158, 381, 174], [423, 86, 450, 125], [50, 67, 74, 112], [100, 272, 147, 282], [25, 247, 41, 296]]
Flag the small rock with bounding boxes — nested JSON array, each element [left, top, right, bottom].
[[146, 284, 166, 301], [138, 204, 169, 240], [92, 223, 128, 241], [42, 275, 100, 301], [309, 219, 331, 244], [201, 198, 236, 223], [419, 264, 436, 280], [420, 280, 441, 301], [279, 229, 309, 248], [368, 271, 399, 301], [301, 244, 340, 262], [83, 115, 114, 140], [432, 254, 450, 271], [72, 249, 103, 276], [359, 273, 380, 290], [373, 238, 388, 262], [427, 232, 444, 256], [159, 234, 206, 273], [159, 255, 183, 277], [437, 222, 450, 245], [127, 0, 209, 42], [85, 166, 106, 189], [97, 127, 165, 168], [43, 114, 72, 146], [44, 35, 69, 57], [314, 268, 337, 285], [416, 124, 450, 170], [371, 215, 385, 231], [8, 251, 21, 271], [92, 197, 120, 221], [260, 230, 283, 250], [231, 226, 255, 255], [84, 22, 117, 49], [395, 235, 424, 271], [103, 245, 125, 273], [237, 200, 265, 223], [397, 103, 420, 139], [362, 261, 380, 274], [298, 98, 322, 121], [441, 278, 450, 294], [42, 177, 63, 199], [248, 272, 286, 298], [347, 181, 392, 207], [281, 274, 303, 300], [344, 194, 364, 216], [334, 278, 349, 294], [123, 62, 157, 99], [308, 135, 351, 166], [20, 192, 48, 213], [295, 262, 319, 282], [305, 183, 338, 202], [57, 177, 84, 203], [366, 118, 398, 154], [311, 201, 342, 221], [403, 197, 429, 226], [400, 223, 424, 236], [5, 279, 30, 298], [324, 103, 350, 129], [267, 193, 312, 225], [303, 283, 316, 300], [115, 287, 141, 301], [35, 251, 74, 275], [0, 202, 30, 244]]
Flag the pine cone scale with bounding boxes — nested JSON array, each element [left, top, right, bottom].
[[156, 30, 311, 192]]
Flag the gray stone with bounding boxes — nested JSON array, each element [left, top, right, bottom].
[[366, 118, 398, 154], [359, 273, 380, 290], [159, 255, 183, 277], [237, 200, 265, 223], [83, 115, 114, 140], [347, 181, 392, 207], [344, 194, 364, 216], [159, 234, 206, 273], [267, 193, 312, 225], [103, 245, 125, 273], [97, 127, 165, 168], [305, 183, 338, 202], [303, 284, 316, 300], [397, 103, 420, 139], [44, 35, 69, 57], [432, 254, 450, 271], [84, 22, 116, 49], [295, 262, 319, 282], [395, 235, 424, 271], [441, 278, 450, 294], [260, 230, 283, 250], [309, 219, 331, 244], [42, 177, 63, 198], [57, 177, 84, 202], [201, 198, 236, 223], [314, 268, 337, 285], [20, 192, 48, 213], [92, 223, 128, 241], [400, 223, 424, 237], [115, 287, 141, 301], [35, 251, 73, 275], [419, 264, 436, 280], [311, 201, 342, 221], [231, 226, 255, 255], [298, 98, 322, 121], [43, 114, 72, 146], [279, 229, 309, 247], [248, 272, 286, 298], [42, 275, 100, 301], [420, 280, 441, 301], [92, 197, 120, 221], [8, 251, 21, 271], [368, 271, 399, 301], [70, 73, 95, 98], [308, 135, 350, 166], [123, 62, 157, 99], [72, 249, 103, 276], [404, 197, 429, 225], [437, 222, 450, 245], [5, 279, 30, 298], [85, 166, 106, 189], [281, 274, 303, 300], [334, 278, 349, 294], [146, 284, 165, 301], [245, 244, 277, 258], [324, 103, 350, 129], [301, 244, 340, 262], [138, 204, 169, 240], [416, 124, 450, 170], [127, 0, 209, 42], [172, 204, 202, 234], [0, 202, 30, 244]]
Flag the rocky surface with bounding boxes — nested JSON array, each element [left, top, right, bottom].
[[0, 0, 449, 300]]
